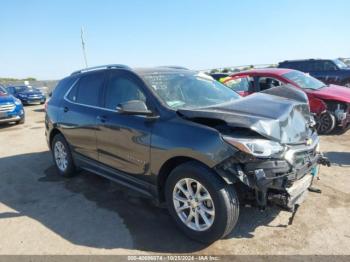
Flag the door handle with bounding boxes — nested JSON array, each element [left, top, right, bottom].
[[97, 115, 107, 123], [63, 106, 69, 113]]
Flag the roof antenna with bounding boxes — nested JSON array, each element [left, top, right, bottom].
[[81, 26, 88, 68]]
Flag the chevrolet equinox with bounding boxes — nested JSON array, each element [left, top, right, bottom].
[[45, 65, 329, 243]]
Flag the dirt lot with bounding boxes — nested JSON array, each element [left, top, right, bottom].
[[0, 105, 349, 255]]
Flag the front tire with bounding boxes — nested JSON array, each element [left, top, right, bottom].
[[165, 162, 239, 243], [16, 117, 25, 124], [51, 134, 76, 177], [317, 111, 336, 134]]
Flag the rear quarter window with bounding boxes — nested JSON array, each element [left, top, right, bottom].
[[52, 76, 78, 100]]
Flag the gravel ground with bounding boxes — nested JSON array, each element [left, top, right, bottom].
[[0, 105, 349, 255]]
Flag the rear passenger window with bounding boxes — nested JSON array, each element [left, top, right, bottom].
[[224, 76, 252, 92], [67, 72, 104, 106]]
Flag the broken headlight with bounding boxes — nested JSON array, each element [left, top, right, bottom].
[[223, 136, 285, 158]]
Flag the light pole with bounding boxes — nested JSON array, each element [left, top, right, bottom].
[[81, 27, 88, 68]]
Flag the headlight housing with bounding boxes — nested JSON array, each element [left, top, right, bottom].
[[14, 99, 22, 105], [223, 136, 285, 158]]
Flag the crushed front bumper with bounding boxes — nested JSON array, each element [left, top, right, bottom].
[[216, 149, 330, 211]]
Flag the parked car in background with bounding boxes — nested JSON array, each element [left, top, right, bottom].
[[221, 68, 350, 134], [278, 59, 350, 88], [0, 85, 25, 124], [35, 86, 49, 97], [7, 85, 46, 105], [46, 64, 329, 243]]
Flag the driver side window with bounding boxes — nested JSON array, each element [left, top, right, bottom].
[[258, 77, 282, 91], [323, 61, 338, 71], [104, 73, 146, 110]]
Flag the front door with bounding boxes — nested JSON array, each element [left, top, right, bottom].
[[95, 70, 154, 179]]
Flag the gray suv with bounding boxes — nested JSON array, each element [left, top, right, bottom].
[[45, 65, 329, 243]]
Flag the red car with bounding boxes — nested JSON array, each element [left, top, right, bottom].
[[222, 68, 350, 134]]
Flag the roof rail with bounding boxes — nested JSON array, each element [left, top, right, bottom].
[[157, 66, 189, 70], [281, 58, 318, 63], [71, 64, 131, 76]]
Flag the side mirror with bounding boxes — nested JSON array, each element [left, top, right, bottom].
[[116, 100, 154, 116]]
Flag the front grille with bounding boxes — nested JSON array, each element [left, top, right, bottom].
[[0, 103, 15, 112]]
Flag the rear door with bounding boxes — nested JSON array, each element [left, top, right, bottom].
[[59, 71, 106, 161]]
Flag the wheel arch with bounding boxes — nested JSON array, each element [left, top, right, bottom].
[[156, 156, 227, 203], [49, 128, 63, 149]]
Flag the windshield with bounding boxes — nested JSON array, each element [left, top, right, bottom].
[[0, 86, 8, 95], [283, 71, 326, 90], [141, 71, 240, 110], [333, 59, 348, 69]]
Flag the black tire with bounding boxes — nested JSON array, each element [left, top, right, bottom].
[[16, 117, 25, 124], [165, 161, 239, 243], [51, 133, 76, 177], [317, 111, 336, 134]]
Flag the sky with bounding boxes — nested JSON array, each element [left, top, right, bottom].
[[0, 0, 349, 80]]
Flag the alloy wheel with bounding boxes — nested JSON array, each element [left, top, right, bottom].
[[173, 178, 215, 232], [318, 112, 336, 134], [54, 141, 68, 172]]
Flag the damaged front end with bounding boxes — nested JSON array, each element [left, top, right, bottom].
[[179, 85, 331, 211], [215, 132, 330, 211]]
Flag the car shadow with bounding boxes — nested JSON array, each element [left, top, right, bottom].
[[324, 151, 350, 167], [0, 122, 21, 130], [0, 151, 281, 252], [33, 108, 45, 113]]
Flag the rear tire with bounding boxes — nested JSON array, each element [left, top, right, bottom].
[[51, 133, 76, 177], [317, 111, 336, 134], [165, 161, 239, 243]]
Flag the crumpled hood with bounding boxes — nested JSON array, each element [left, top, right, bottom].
[[178, 85, 313, 144], [308, 84, 350, 103]]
